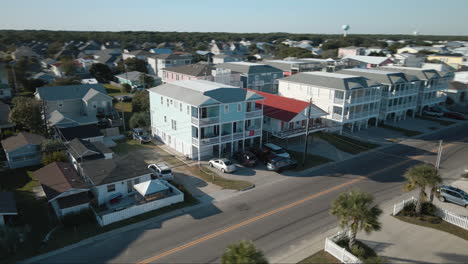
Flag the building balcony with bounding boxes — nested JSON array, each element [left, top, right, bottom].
[[382, 89, 419, 97], [347, 96, 379, 104], [272, 124, 327, 139], [245, 128, 261, 138], [191, 116, 220, 126], [221, 134, 233, 142], [245, 109, 263, 118], [192, 135, 220, 146], [382, 103, 417, 112], [422, 95, 446, 106], [233, 131, 244, 140]]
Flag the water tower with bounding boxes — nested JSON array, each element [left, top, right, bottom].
[[342, 24, 350, 37]]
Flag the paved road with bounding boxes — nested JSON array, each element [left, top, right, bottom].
[[35, 123, 468, 263]]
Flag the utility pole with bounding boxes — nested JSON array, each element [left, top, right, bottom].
[[435, 140, 443, 169], [302, 97, 313, 167]]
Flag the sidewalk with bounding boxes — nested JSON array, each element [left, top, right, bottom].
[[359, 205, 468, 263]]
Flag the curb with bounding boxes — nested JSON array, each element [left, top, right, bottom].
[[21, 201, 211, 264]]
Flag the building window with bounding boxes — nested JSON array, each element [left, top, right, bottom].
[[134, 178, 140, 185], [171, 120, 177, 130], [224, 105, 229, 113], [161, 96, 164, 105], [187, 105, 190, 114], [180, 103, 183, 112], [164, 116, 167, 122], [167, 99, 169, 107], [107, 184, 116, 192], [237, 103, 242, 112]]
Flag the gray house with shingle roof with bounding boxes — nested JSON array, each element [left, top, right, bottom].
[[339, 68, 419, 122], [279, 72, 383, 133], [35, 84, 113, 128], [215, 62, 283, 94], [149, 80, 264, 159], [1, 132, 45, 168]]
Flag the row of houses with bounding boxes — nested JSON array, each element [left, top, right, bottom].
[[149, 66, 452, 160]]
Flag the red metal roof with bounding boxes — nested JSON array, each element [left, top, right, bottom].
[[245, 89, 309, 122]]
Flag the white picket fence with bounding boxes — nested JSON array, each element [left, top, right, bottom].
[[436, 209, 468, 230], [392, 196, 416, 215], [324, 232, 362, 264], [392, 197, 468, 230]]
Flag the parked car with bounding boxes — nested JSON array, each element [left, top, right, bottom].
[[119, 95, 132, 102], [443, 112, 466, 120], [423, 109, 444, 117], [263, 143, 290, 158], [132, 128, 151, 143], [437, 185, 468, 207], [266, 157, 298, 172], [148, 163, 174, 181], [208, 158, 236, 173], [233, 151, 258, 167]]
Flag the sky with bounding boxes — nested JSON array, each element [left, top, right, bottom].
[[1, 0, 468, 36]]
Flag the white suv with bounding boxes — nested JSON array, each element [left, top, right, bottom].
[[148, 163, 174, 181]]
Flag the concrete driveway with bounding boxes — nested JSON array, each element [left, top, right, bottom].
[[346, 126, 404, 145]]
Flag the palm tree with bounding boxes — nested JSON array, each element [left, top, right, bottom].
[[330, 190, 382, 249], [222, 240, 268, 264], [403, 164, 441, 214]]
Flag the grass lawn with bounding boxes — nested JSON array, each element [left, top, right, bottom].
[[380, 124, 422, 137], [394, 215, 468, 241], [298, 250, 339, 264], [104, 84, 129, 96], [1, 166, 199, 263], [111, 138, 156, 155], [288, 150, 333, 170], [315, 132, 380, 154], [192, 166, 253, 191], [417, 116, 456, 126]]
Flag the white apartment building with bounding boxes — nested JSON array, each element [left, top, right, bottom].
[[278, 72, 383, 133], [378, 66, 454, 114], [340, 68, 418, 122], [149, 80, 264, 160]]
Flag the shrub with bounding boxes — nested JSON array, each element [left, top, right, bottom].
[[42, 151, 67, 165], [350, 244, 366, 259], [401, 201, 437, 217], [1, 130, 16, 139], [61, 209, 95, 228], [121, 83, 131, 93], [363, 256, 387, 264]]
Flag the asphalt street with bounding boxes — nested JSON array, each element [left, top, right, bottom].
[[34, 123, 468, 264]]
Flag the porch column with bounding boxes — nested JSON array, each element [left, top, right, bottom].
[[412, 110, 416, 118], [365, 119, 369, 129], [394, 114, 397, 122], [351, 122, 355, 133], [339, 124, 344, 135], [358, 121, 362, 131]]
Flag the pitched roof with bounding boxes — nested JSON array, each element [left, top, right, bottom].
[[36, 84, 107, 101], [127, 50, 153, 56], [57, 192, 89, 209], [155, 53, 192, 60], [378, 66, 441, 80], [343, 55, 393, 65], [449, 81, 468, 91], [0, 192, 17, 215], [0, 102, 12, 128], [80, 154, 150, 185], [216, 62, 283, 74], [58, 124, 103, 141], [48, 110, 98, 127], [280, 72, 380, 90], [164, 63, 213, 77], [67, 138, 105, 160], [339, 68, 409, 84], [149, 80, 264, 106], [134, 179, 169, 196], [1, 132, 45, 153], [115, 71, 146, 81], [34, 162, 88, 201], [246, 89, 327, 122]]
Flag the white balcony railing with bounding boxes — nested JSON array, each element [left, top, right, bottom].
[[192, 136, 220, 146], [272, 124, 327, 138], [245, 109, 263, 118], [221, 134, 233, 142], [191, 116, 220, 126], [233, 132, 244, 140]]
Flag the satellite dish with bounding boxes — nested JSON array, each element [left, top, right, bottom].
[[342, 25, 350, 37]]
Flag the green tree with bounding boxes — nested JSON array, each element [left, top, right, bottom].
[[132, 90, 149, 112], [248, 44, 260, 55], [129, 112, 150, 129], [139, 74, 155, 88], [41, 139, 64, 153], [49, 77, 80, 86], [222, 241, 268, 264], [118, 58, 148, 73], [367, 51, 386, 57], [22, 78, 46, 92], [42, 151, 67, 165], [330, 190, 382, 249], [9, 97, 44, 134], [89, 63, 114, 83], [403, 164, 442, 214], [60, 59, 77, 76]]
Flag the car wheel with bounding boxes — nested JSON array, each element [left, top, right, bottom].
[[209, 163, 213, 167], [440, 196, 446, 202], [221, 169, 225, 173]]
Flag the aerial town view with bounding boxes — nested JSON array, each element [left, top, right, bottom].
[[1, 0, 468, 263]]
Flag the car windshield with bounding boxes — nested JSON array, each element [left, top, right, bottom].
[[160, 169, 172, 174], [273, 149, 285, 154], [224, 161, 233, 166]]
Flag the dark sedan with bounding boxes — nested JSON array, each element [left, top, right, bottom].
[[233, 151, 258, 167]]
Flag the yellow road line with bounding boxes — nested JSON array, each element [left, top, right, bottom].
[[138, 143, 455, 263]]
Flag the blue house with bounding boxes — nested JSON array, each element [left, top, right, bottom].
[[1, 132, 45, 169]]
